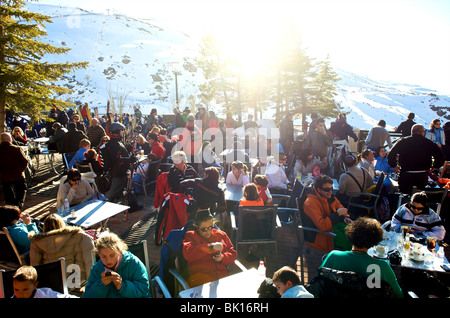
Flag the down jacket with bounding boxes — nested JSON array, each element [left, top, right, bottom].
[[29, 226, 94, 282]]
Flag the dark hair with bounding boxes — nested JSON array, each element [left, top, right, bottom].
[[66, 168, 81, 181], [343, 155, 357, 167], [345, 217, 384, 249], [253, 174, 269, 187], [361, 149, 373, 159], [0, 205, 21, 228], [272, 266, 300, 286], [204, 167, 220, 184], [378, 120, 386, 127], [84, 148, 97, 160], [314, 175, 333, 189], [299, 147, 313, 164], [408, 112, 415, 119], [148, 133, 158, 141], [411, 191, 428, 206], [243, 183, 260, 201], [374, 146, 386, 157], [194, 209, 213, 226]]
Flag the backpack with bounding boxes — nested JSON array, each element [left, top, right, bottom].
[[376, 196, 391, 223]]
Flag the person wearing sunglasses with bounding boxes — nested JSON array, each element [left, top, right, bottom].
[[303, 175, 353, 255], [390, 191, 445, 241], [182, 210, 237, 287], [56, 168, 94, 207]]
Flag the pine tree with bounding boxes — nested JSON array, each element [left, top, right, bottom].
[[0, 0, 88, 132]]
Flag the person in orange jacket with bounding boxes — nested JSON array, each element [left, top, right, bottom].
[[182, 210, 237, 287], [303, 175, 352, 253]]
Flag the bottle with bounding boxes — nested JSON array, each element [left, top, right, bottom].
[[64, 198, 70, 216], [257, 260, 266, 277]]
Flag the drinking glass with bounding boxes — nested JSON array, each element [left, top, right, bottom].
[[427, 236, 437, 253]]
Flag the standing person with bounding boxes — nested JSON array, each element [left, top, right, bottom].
[[395, 112, 416, 137], [84, 232, 151, 298], [72, 114, 86, 133], [48, 122, 67, 153], [425, 118, 445, 149], [100, 122, 138, 207], [443, 121, 450, 160], [305, 118, 332, 160], [225, 112, 236, 129], [86, 117, 106, 149], [387, 124, 445, 194], [0, 132, 29, 210], [178, 114, 202, 172], [279, 113, 294, 156], [365, 120, 392, 152], [329, 114, 358, 148], [62, 122, 87, 154], [182, 210, 237, 287]]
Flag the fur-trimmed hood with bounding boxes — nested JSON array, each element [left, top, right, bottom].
[[29, 226, 90, 253]]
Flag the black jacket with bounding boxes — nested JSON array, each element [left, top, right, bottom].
[[100, 136, 134, 178], [387, 134, 445, 172]]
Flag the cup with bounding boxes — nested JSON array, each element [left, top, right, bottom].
[[424, 254, 433, 266], [376, 245, 386, 257]]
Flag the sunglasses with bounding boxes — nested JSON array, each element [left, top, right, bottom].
[[320, 187, 333, 192], [198, 226, 214, 232], [410, 204, 424, 211]]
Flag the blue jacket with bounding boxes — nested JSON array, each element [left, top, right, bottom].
[[7, 222, 39, 254], [84, 250, 151, 298], [68, 148, 88, 169], [374, 156, 394, 174]]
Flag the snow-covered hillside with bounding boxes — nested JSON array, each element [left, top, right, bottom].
[[28, 3, 450, 130]]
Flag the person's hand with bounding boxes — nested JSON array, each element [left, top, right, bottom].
[[101, 271, 113, 286], [111, 272, 123, 290], [20, 213, 31, 225], [210, 242, 224, 252], [393, 166, 401, 173], [212, 253, 223, 262], [344, 217, 353, 225], [337, 208, 349, 217]]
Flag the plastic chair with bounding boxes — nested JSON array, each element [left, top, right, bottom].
[[75, 162, 94, 173], [0, 257, 68, 298], [0, 227, 29, 267], [150, 275, 172, 298], [411, 187, 448, 216], [133, 158, 161, 199]]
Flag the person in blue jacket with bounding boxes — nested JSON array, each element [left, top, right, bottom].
[[84, 232, 151, 298], [0, 205, 39, 255], [374, 146, 395, 175]]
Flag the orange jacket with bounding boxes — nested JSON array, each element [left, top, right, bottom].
[[303, 187, 346, 252], [238, 198, 264, 206]]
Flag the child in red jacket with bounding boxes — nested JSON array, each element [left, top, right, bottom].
[[182, 210, 237, 287], [254, 174, 273, 205]]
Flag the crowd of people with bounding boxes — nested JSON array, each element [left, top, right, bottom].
[[1, 106, 449, 299]]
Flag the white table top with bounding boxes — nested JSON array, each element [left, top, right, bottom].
[[63, 199, 129, 229], [32, 137, 49, 143], [179, 268, 265, 298]]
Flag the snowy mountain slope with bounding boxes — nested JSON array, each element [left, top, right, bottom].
[[27, 3, 450, 130]]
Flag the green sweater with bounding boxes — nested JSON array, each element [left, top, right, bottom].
[[321, 250, 403, 298]]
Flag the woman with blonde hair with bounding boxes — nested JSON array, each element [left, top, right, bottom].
[[11, 126, 27, 145], [84, 232, 151, 298]]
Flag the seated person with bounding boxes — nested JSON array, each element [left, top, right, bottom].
[[293, 147, 328, 177], [137, 134, 151, 155], [201, 141, 222, 171], [56, 168, 94, 207], [11, 126, 28, 146], [391, 191, 446, 241], [182, 210, 237, 287], [239, 183, 265, 206], [303, 175, 352, 253], [374, 146, 395, 175], [167, 150, 199, 193], [84, 232, 151, 298], [357, 149, 375, 179], [182, 167, 226, 215], [337, 155, 374, 206], [254, 174, 273, 205], [68, 138, 91, 169], [28, 213, 94, 282], [265, 153, 291, 190], [80, 148, 103, 177], [12, 265, 78, 298], [133, 153, 157, 194], [272, 266, 314, 298], [320, 217, 403, 298], [0, 205, 40, 255], [226, 161, 250, 187], [148, 132, 165, 160]]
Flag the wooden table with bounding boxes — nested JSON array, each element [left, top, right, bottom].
[[178, 268, 265, 298], [62, 199, 130, 230]]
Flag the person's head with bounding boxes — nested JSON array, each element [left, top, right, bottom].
[[361, 149, 374, 162], [68, 122, 77, 131], [409, 191, 428, 215], [0, 205, 21, 228], [408, 112, 415, 120], [65, 168, 81, 187], [91, 118, 99, 127], [272, 266, 301, 296], [193, 210, 215, 240], [243, 183, 260, 201], [430, 118, 441, 131], [253, 174, 269, 189], [151, 108, 157, 116], [0, 132, 12, 143], [42, 213, 66, 232], [79, 138, 91, 150], [187, 114, 195, 123], [345, 217, 384, 250], [95, 232, 128, 270], [150, 126, 160, 135], [314, 175, 334, 200], [137, 134, 146, 146], [109, 122, 126, 137], [378, 120, 386, 128], [12, 266, 38, 298], [343, 155, 357, 168], [248, 114, 253, 121], [73, 114, 80, 122], [299, 147, 314, 163], [411, 124, 426, 136], [316, 118, 326, 130], [278, 153, 287, 165], [172, 151, 187, 170], [147, 132, 158, 144], [231, 161, 248, 175], [84, 148, 98, 161], [204, 167, 220, 184], [99, 135, 110, 147], [183, 107, 191, 115], [52, 122, 61, 131], [12, 126, 24, 136], [375, 146, 387, 158]]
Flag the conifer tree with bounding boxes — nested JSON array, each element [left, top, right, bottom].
[[0, 0, 88, 132]]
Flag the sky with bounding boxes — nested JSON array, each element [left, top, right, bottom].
[[36, 0, 450, 94]]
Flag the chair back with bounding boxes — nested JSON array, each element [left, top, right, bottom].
[[75, 162, 94, 173], [412, 188, 448, 215], [374, 173, 385, 195], [127, 240, 151, 278], [0, 227, 28, 266], [0, 257, 68, 298], [146, 158, 161, 181], [63, 152, 76, 170], [237, 205, 278, 241], [296, 195, 319, 244]]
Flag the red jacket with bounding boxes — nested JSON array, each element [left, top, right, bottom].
[[182, 229, 237, 287], [154, 172, 170, 208], [151, 140, 166, 159]]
